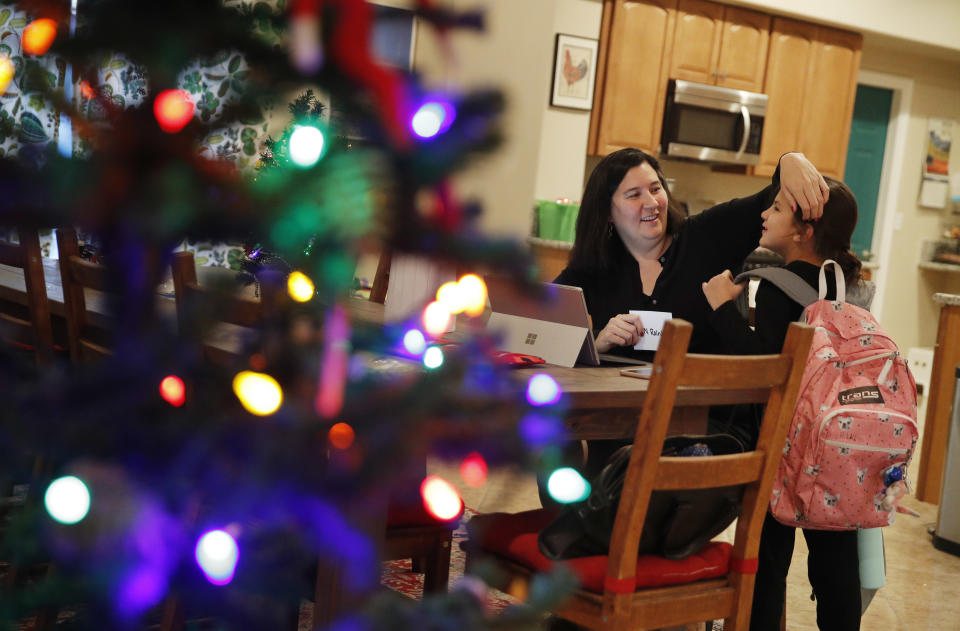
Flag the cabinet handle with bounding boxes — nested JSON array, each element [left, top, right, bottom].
[[736, 105, 751, 157]]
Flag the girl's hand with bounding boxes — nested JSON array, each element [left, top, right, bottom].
[[596, 313, 644, 353], [779, 152, 828, 221], [702, 270, 744, 310]]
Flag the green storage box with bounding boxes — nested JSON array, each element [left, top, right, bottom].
[[536, 200, 580, 243]]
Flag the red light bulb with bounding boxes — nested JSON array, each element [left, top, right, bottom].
[[459, 452, 488, 488], [154, 89, 194, 133], [159, 375, 186, 407], [420, 475, 463, 522], [328, 422, 355, 450]]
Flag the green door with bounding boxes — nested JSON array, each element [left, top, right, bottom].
[[842, 85, 893, 259]]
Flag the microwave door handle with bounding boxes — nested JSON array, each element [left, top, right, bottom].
[[737, 105, 751, 156]]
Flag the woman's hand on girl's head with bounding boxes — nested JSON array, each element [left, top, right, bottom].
[[779, 152, 829, 221], [702, 270, 744, 310], [595, 313, 644, 353]]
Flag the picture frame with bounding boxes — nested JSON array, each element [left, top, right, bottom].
[[549, 33, 599, 111]]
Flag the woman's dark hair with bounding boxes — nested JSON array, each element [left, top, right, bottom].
[[791, 175, 862, 285], [568, 148, 686, 271]]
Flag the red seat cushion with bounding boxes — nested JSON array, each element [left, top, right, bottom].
[[469, 509, 732, 593]]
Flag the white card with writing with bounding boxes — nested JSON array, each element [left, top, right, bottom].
[[629, 310, 672, 352]]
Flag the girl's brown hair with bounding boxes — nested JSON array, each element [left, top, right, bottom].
[[792, 176, 862, 285]]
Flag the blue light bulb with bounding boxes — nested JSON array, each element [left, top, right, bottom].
[[411, 101, 455, 139]]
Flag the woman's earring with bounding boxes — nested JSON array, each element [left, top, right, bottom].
[[607, 223, 614, 238]]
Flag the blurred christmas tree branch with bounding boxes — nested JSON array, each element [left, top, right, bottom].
[[0, 0, 568, 629]]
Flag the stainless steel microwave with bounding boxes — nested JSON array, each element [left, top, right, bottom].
[[660, 79, 768, 166]]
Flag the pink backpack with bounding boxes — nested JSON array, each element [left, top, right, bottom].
[[736, 261, 918, 530]]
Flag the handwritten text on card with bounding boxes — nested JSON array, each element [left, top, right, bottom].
[[629, 310, 672, 352]]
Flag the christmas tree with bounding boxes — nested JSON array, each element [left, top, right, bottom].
[[0, 1, 574, 629]]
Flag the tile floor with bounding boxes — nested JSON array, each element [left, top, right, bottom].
[[432, 459, 960, 630]]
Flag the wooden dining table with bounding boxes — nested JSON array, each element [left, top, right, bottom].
[[0, 258, 759, 441], [529, 363, 770, 440]]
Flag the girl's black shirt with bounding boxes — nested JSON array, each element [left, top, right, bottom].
[[707, 260, 838, 356], [706, 259, 838, 448]]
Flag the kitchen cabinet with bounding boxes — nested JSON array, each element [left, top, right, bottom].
[[667, 0, 770, 92], [588, 0, 677, 156], [754, 18, 862, 178]]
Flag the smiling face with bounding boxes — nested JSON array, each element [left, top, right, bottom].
[[759, 189, 803, 256], [609, 162, 669, 251]]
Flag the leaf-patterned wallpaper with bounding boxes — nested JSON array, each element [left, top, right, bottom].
[[0, 0, 286, 266], [0, 4, 63, 157]]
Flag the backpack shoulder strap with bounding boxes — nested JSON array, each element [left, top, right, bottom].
[[734, 267, 818, 308]]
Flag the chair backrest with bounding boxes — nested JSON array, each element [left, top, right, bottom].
[[605, 318, 813, 624], [56, 226, 113, 362], [0, 228, 54, 365], [170, 251, 285, 364], [368, 249, 391, 304]]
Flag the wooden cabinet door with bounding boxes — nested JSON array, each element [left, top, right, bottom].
[[669, 0, 723, 84], [589, 0, 677, 156], [754, 18, 817, 177], [715, 6, 770, 92], [797, 28, 862, 178]]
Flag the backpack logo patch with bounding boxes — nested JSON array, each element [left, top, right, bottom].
[[838, 385, 884, 406]]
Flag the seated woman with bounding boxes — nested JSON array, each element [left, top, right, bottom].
[[556, 149, 826, 361]]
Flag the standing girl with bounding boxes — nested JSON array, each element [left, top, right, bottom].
[[701, 176, 864, 631]]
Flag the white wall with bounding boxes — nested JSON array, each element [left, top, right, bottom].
[[728, 0, 960, 56], [858, 46, 960, 352], [413, 0, 557, 238], [532, 0, 603, 204]]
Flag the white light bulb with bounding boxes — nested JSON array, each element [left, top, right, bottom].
[[44, 475, 91, 525], [289, 126, 325, 168], [547, 467, 590, 504], [423, 346, 444, 369], [195, 529, 239, 585]]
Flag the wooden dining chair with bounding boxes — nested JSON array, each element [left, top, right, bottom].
[[368, 248, 391, 304], [56, 227, 113, 363], [466, 319, 813, 631], [359, 245, 455, 591], [0, 227, 55, 365], [169, 250, 454, 625], [170, 250, 286, 365]]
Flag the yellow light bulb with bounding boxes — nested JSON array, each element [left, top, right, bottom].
[[422, 300, 453, 337], [0, 57, 14, 95], [457, 274, 487, 317], [287, 271, 314, 302], [232, 371, 283, 416], [23, 18, 57, 56], [435, 281, 465, 314]]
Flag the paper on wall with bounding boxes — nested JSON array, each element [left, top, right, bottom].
[[919, 118, 953, 209]]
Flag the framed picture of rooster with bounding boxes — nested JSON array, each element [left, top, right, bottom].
[[550, 33, 599, 110]]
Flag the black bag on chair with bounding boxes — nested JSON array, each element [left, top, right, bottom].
[[538, 434, 745, 561]]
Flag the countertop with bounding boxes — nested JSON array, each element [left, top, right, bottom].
[[527, 236, 573, 250], [933, 293, 960, 306]]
